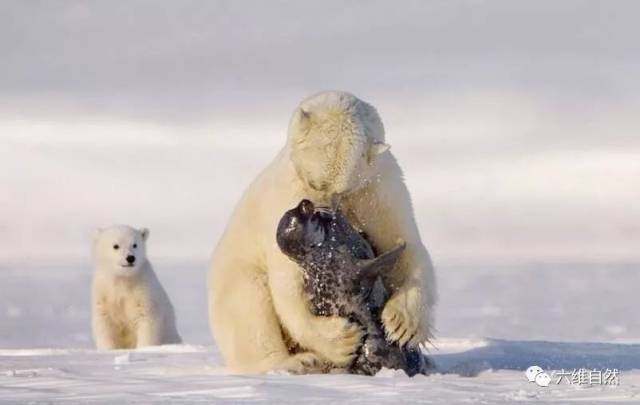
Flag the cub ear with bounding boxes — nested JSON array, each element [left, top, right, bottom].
[[140, 228, 150, 241], [368, 142, 391, 163], [300, 107, 311, 121], [92, 228, 103, 243]]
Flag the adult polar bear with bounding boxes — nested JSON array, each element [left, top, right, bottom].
[[208, 91, 436, 373]]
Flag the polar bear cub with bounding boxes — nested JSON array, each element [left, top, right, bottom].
[[92, 225, 181, 349]]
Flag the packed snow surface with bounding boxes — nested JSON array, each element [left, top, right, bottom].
[[1, 262, 638, 403]]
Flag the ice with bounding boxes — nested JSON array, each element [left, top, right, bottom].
[[375, 368, 409, 378], [113, 352, 132, 365]]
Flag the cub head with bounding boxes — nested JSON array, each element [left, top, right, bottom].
[[276, 199, 332, 261], [288, 91, 390, 200], [93, 225, 149, 275]]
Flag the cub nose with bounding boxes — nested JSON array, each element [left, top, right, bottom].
[[126, 255, 136, 264]]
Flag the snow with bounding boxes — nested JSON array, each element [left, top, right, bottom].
[[1, 262, 639, 403], [1, 341, 639, 403]]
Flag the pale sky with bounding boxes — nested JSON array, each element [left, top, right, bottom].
[[1, 1, 639, 264]]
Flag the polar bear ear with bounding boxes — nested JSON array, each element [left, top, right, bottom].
[[140, 228, 150, 241], [368, 142, 390, 163], [298, 107, 312, 127], [92, 228, 103, 243]]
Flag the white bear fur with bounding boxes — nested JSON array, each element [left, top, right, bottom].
[[208, 91, 436, 374], [92, 225, 181, 349]]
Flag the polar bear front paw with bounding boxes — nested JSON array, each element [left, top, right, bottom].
[[382, 287, 426, 348], [278, 352, 326, 374], [312, 316, 363, 367]]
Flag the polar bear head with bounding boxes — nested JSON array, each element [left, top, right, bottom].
[[93, 225, 149, 276], [288, 91, 389, 199]]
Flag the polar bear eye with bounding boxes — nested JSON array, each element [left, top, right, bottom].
[[113, 244, 119, 250], [132, 244, 137, 249]]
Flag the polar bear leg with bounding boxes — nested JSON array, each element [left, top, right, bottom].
[[379, 242, 435, 347], [93, 313, 119, 350], [209, 261, 312, 373], [344, 164, 436, 348], [136, 318, 163, 347]]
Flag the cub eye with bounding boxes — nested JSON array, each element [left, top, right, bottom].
[[113, 244, 119, 250], [132, 243, 137, 249]]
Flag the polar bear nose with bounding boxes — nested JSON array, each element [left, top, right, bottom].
[[126, 255, 136, 264]]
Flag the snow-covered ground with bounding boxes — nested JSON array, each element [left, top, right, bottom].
[[1, 262, 638, 403], [2, 340, 639, 403]]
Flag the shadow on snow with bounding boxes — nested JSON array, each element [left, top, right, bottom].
[[431, 339, 640, 376]]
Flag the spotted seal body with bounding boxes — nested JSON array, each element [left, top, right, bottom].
[[276, 199, 429, 376]]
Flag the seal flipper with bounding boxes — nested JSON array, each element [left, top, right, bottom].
[[356, 240, 406, 281]]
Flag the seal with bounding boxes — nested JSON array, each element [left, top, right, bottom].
[[276, 199, 430, 376]]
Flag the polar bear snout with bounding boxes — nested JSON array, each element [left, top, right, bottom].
[[308, 179, 330, 192], [126, 255, 136, 265]]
